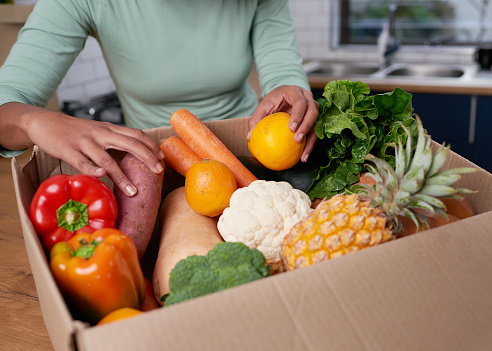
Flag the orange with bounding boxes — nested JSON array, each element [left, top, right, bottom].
[[185, 159, 237, 217], [248, 112, 306, 171], [97, 307, 143, 326]]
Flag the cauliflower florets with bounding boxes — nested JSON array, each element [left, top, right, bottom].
[[217, 180, 312, 266]]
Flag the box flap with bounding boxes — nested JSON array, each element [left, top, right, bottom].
[[74, 214, 492, 351]]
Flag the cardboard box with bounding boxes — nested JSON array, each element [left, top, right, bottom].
[[11, 116, 492, 351]]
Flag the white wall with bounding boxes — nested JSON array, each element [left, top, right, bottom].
[[288, 0, 332, 60], [56, 37, 115, 105]]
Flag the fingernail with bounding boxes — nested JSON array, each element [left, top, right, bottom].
[[290, 122, 298, 131], [302, 153, 309, 162], [158, 150, 165, 159], [125, 185, 137, 196], [95, 168, 105, 177], [296, 133, 305, 142], [156, 162, 164, 173], [247, 130, 252, 141]]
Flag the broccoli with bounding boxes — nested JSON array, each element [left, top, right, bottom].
[[162, 242, 272, 306]]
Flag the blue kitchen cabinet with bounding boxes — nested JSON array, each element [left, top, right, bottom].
[[410, 92, 471, 157], [472, 95, 492, 172], [410, 93, 491, 173]]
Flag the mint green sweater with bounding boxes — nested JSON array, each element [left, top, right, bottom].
[[0, 0, 309, 133]]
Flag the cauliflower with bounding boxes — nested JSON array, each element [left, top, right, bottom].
[[217, 180, 312, 267]]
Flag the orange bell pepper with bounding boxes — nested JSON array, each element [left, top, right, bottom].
[[97, 307, 143, 326], [50, 228, 146, 325]]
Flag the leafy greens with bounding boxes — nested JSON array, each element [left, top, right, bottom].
[[306, 80, 418, 200]]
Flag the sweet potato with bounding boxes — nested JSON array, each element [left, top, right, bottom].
[[152, 187, 223, 305], [114, 153, 164, 260]]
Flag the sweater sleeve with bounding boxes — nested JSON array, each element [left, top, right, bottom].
[[251, 0, 310, 97], [0, 147, 26, 158], [0, 0, 94, 108]]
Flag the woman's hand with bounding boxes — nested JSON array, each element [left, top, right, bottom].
[[248, 85, 319, 162], [22, 106, 164, 196]]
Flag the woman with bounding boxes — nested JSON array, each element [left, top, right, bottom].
[[0, 0, 318, 196]]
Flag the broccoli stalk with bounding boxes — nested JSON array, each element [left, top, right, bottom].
[[162, 242, 271, 306]]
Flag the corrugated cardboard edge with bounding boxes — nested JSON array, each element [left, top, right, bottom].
[[11, 156, 88, 351], [11, 116, 492, 351]]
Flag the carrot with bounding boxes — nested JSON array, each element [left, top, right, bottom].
[[170, 109, 258, 188], [159, 136, 202, 177]]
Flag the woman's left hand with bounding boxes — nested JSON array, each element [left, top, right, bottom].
[[248, 85, 319, 162]]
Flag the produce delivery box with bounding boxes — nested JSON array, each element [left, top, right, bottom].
[[11, 116, 492, 351]]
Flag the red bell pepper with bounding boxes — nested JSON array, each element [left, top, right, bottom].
[[29, 174, 118, 252], [50, 228, 146, 325]]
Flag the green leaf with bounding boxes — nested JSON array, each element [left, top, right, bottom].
[[352, 135, 376, 163], [322, 114, 367, 140], [308, 80, 418, 200]]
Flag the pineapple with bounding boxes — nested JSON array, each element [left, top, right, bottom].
[[281, 116, 478, 271]]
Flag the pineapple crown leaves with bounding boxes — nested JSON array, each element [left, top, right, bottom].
[[356, 115, 479, 232]]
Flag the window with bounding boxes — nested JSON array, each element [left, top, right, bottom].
[[340, 0, 492, 46]]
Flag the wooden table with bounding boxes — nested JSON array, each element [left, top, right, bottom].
[[0, 150, 54, 351]]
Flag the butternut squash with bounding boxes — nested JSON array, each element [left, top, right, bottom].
[[152, 187, 224, 305], [439, 195, 475, 219], [397, 195, 475, 237], [397, 211, 461, 237]]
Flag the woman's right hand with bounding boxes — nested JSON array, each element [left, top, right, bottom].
[[11, 104, 164, 196]]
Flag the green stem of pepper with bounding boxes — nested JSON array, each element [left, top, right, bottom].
[[74, 238, 102, 259], [56, 199, 89, 233]]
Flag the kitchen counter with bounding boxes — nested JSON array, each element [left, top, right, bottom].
[[308, 66, 492, 96], [0, 151, 53, 351]]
